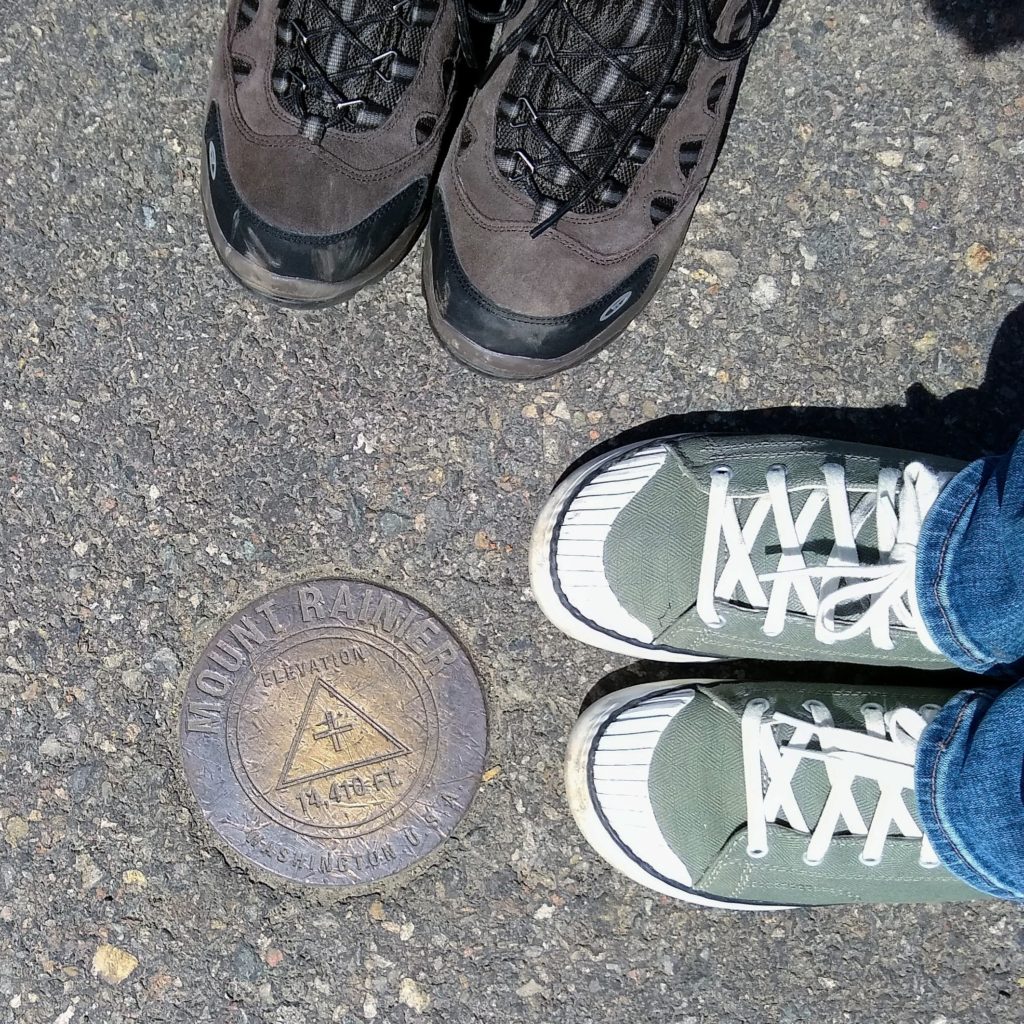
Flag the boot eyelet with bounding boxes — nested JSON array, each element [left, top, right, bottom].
[[371, 50, 397, 82]]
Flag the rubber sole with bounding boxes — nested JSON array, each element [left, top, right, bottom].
[[529, 438, 717, 662], [564, 681, 789, 910], [421, 231, 678, 380], [201, 168, 426, 310]]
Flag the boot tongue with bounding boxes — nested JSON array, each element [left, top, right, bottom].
[[274, 0, 433, 132], [496, 0, 699, 216]]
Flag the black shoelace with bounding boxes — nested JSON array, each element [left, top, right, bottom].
[[272, 0, 524, 140], [485, 0, 764, 235]]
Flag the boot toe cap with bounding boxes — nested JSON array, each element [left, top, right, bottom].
[[425, 194, 658, 377], [204, 104, 428, 304]]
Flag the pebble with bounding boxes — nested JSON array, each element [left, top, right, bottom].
[[698, 249, 740, 286], [750, 275, 781, 310], [399, 978, 430, 1013], [4, 817, 28, 847], [92, 944, 138, 985], [517, 979, 546, 999], [75, 853, 103, 889], [798, 242, 818, 271], [39, 736, 67, 759], [965, 243, 995, 273]]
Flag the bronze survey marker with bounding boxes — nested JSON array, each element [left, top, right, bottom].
[[179, 579, 486, 887]]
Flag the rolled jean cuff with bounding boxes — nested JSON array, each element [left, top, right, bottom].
[[915, 459, 995, 674], [915, 690, 1024, 902]]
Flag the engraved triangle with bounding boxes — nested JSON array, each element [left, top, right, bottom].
[[276, 677, 410, 791]]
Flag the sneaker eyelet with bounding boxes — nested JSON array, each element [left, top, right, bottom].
[[802, 852, 823, 867], [747, 845, 768, 859], [858, 853, 881, 867]]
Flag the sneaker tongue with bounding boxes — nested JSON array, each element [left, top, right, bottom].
[[732, 489, 882, 620], [647, 685, 934, 887], [275, 0, 431, 130], [766, 723, 927, 839]]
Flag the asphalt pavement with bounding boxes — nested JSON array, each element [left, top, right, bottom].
[[2, 1, 1024, 1022]]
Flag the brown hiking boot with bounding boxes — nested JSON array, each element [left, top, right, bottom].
[[423, 0, 767, 377], [202, 0, 492, 307]]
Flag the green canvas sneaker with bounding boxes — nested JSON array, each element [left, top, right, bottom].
[[566, 680, 986, 908], [530, 434, 965, 667]]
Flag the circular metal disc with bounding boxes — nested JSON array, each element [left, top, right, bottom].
[[179, 579, 486, 887]]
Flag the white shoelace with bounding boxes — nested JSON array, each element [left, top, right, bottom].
[[696, 460, 953, 650], [741, 699, 941, 868]]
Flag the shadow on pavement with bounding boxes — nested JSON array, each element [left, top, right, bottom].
[[571, 301, 1024, 710], [580, 657, 971, 712], [924, 0, 1024, 54], [565, 301, 1024, 476]]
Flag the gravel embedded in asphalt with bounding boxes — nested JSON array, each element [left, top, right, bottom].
[[2, 2, 1024, 1022]]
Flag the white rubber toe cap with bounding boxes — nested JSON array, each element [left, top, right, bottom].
[[531, 442, 714, 662], [565, 683, 699, 899], [565, 682, 787, 910]]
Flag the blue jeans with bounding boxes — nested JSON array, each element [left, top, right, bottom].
[[916, 433, 1024, 900]]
